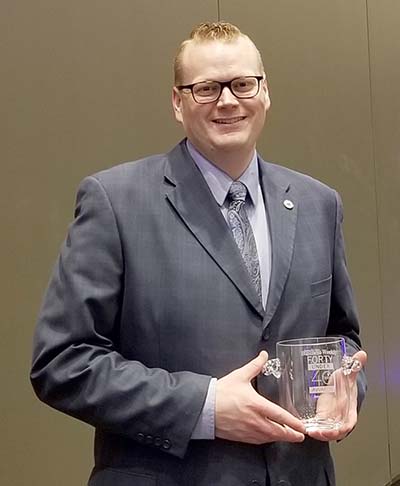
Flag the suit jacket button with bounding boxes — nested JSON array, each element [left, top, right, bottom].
[[162, 439, 172, 450], [248, 481, 261, 486], [145, 434, 154, 445], [154, 437, 163, 447], [136, 433, 145, 443]]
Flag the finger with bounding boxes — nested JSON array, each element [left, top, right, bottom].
[[236, 351, 269, 381], [263, 400, 306, 433], [280, 424, 306, 442], [261, 418, 305, 443], [307, 429, 339, 442], [308, 421, 356, 442]]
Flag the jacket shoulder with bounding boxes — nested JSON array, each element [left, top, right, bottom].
[[260, 159, 338, 199], [93, 152, 167, 185]]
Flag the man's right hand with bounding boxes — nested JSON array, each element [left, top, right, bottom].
[[215, 351, 306, 444]]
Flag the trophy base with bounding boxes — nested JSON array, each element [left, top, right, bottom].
[[302, 418, 342, 432]]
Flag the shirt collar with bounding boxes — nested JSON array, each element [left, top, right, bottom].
[[186, 139, 260, 207]]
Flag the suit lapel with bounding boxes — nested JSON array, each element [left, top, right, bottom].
[[164, 141, 264, 318], [259, 159, 298, 330]]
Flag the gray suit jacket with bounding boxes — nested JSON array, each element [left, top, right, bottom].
[[31, 140, 366, 486]]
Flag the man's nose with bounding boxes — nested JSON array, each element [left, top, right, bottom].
[[217, 86, 239, 106]]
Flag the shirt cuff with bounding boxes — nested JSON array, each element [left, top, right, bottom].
[[190, 377, 217, 440]]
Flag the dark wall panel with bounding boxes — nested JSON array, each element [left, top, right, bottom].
[[1, 2, 218, 485], [219, 1, 388, 485], [368, 0, 400, 481]]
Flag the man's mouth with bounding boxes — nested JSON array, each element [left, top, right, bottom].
[[213, 116, 246, 125]]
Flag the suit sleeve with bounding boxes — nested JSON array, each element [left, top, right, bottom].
[[30, 176, 211, 458], [327, 191, 367, 411]]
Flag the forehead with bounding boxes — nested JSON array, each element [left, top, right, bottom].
[[180, 37, 261, 83]]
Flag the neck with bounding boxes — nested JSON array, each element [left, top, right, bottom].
[[189, 142, 255, 180]]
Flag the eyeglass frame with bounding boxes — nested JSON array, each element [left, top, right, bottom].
[[175, 75, 265, 104]]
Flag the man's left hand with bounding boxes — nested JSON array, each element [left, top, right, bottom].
[[307, 350, 367, 442]]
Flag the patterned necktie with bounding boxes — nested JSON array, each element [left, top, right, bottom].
[[227, 181, 262, 301]]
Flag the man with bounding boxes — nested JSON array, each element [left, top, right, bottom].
[[31, 22, 367, 486]]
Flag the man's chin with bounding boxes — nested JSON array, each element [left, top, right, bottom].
[[211, 135, 251, 153]]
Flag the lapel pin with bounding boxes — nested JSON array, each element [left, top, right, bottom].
[[283, 199, 294, 210]]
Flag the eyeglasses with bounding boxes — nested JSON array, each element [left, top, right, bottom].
[[176, 75, 264, 104]]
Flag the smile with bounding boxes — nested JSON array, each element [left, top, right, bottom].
[[213, 116, 246, 125]]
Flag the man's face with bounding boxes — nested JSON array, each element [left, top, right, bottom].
[[172, 37, 270, 167]]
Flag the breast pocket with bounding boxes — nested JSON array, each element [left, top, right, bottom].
[[88, 468, 156, 486], [310, 275, 332, 298]]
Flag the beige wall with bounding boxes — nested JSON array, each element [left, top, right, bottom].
[[1, 1, 398, 485], [368, 1, 400, 481]]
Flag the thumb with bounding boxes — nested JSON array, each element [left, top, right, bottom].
[[353, 350, 367, 368], [236, 351, 269, 381], [348, 350, 367, 384]]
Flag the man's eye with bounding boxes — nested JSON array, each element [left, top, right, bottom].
[[195, 84, 218, 95], [233, 80, 252, 90]]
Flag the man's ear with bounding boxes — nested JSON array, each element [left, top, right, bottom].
[[172, 87, 183, 123], [262, 77, 271, 112]]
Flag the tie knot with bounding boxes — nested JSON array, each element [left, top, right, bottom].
[[228, 181, 247, 203]]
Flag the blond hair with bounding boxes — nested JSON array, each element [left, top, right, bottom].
[[173, 21, 264, 85]]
